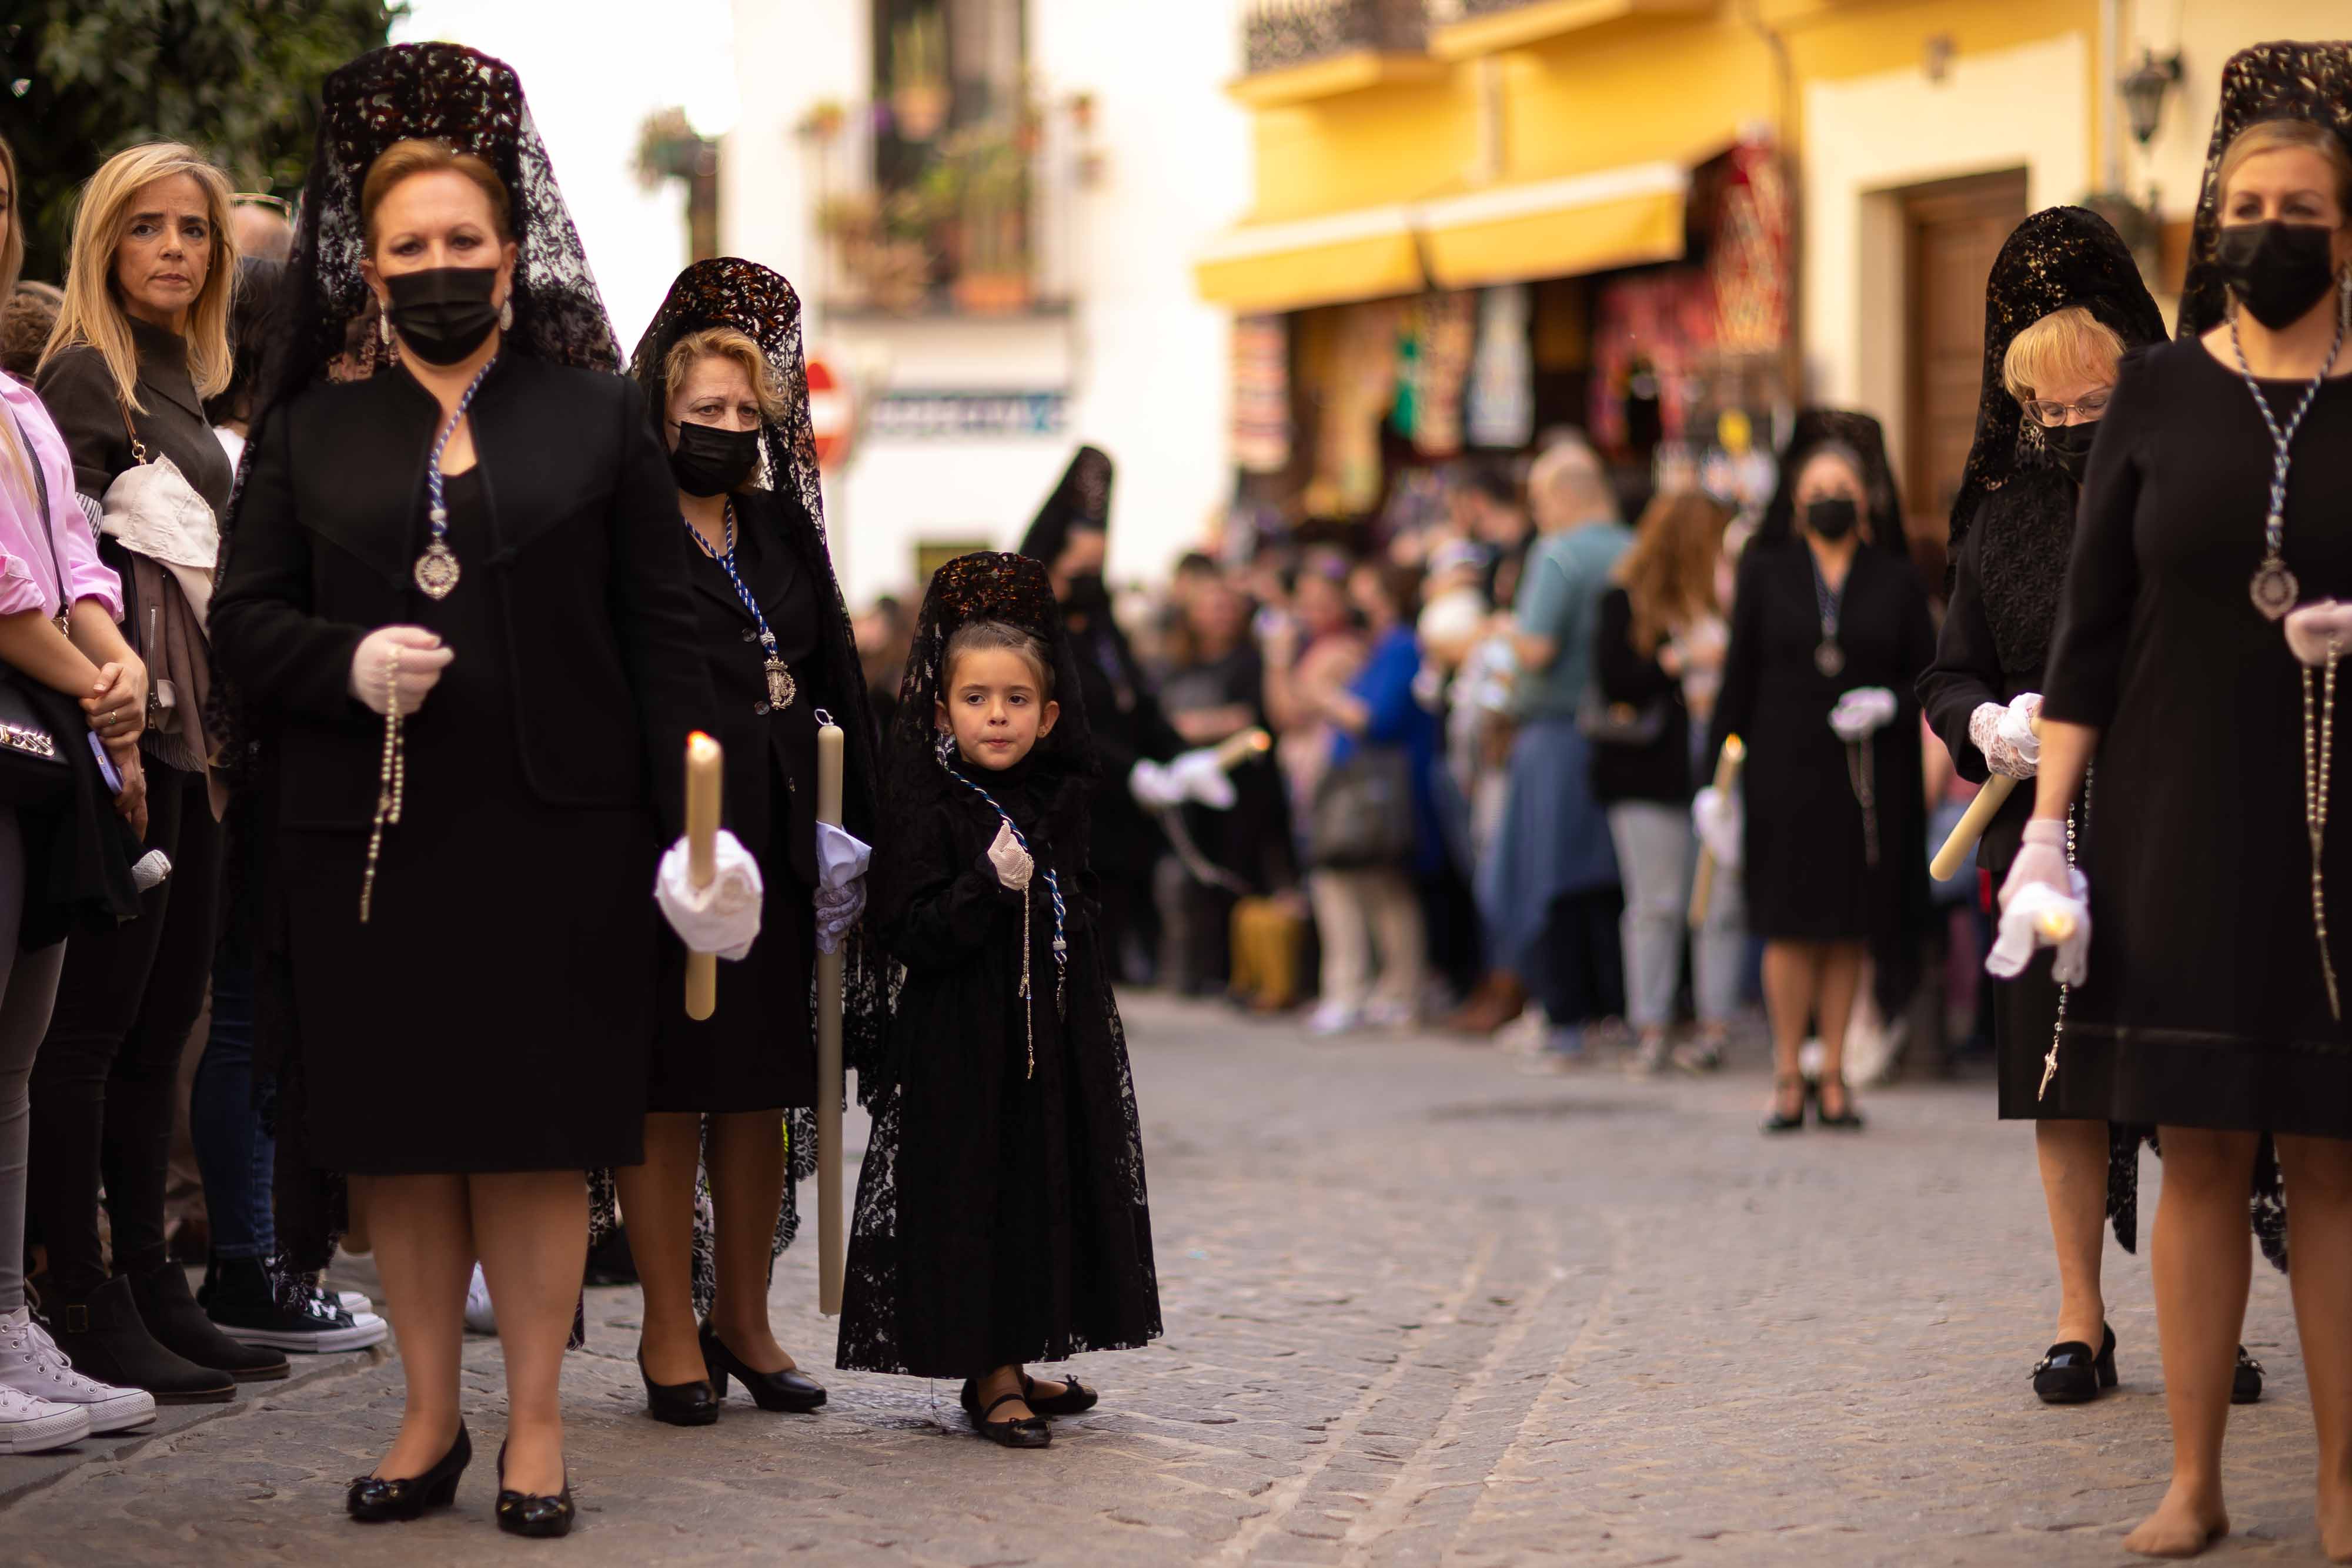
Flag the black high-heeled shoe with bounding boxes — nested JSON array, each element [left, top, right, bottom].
[[637, 1353, 719, 1426], [963, 1383, 1050, 1449], [1021, 1373, 1099, 1417], [495, 1440, 574, 1538], [1813, 1076, 1865, 1131], [699, 1322, 826, 1413], [2233, 1345, 2264, 1405], [2033, 1323, 2117, 1404], [346, 1422, 470, 1522], [1762, 1075, 1808, 1134]]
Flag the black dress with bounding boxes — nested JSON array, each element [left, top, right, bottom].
[[1919, 479, 2116, 1119], [2043, 337, 2352, 1139], [1709, 536, 1933, 942], [650, 490, 824, 1113], [837, 757, 1162, 1378], [211, 355, 715, 1174]]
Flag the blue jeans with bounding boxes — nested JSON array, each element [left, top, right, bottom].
[[188, 950, 275, 1261]]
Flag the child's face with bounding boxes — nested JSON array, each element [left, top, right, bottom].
[[936, 647, 1059, 771]]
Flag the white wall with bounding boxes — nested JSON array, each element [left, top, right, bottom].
[[723, 0, 1252, 606], [1800, 33, 2092, 470]]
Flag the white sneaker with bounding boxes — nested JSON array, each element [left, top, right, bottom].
[[1362, 998, 1417, 1031], [336, 1290, 373, 1318], [1308, 1001, 1359, 1037], [0, 1308, 155, 1436], [0, 1382, 88, 1453], [463, 1265, 496, 1335]]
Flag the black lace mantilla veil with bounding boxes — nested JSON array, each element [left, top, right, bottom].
[[626, 258, 890, 1097], [223, 42, 621, 1300], [1753, 409, 1903, 549], [1018, 444, 1113, 564], [2177, 40, 2352, 340]]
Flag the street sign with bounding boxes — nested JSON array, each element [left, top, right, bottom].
[[807, 354, 851, 469]]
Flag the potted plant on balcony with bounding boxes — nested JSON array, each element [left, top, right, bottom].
[[941, 123, 1033, 315]]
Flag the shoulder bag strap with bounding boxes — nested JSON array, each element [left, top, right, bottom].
[[118, 399, 149, 467]]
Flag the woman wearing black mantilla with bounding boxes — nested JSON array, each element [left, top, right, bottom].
[[210, 43, 727, 1539]]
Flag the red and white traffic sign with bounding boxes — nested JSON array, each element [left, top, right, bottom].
[[807, 353, 852, 469]]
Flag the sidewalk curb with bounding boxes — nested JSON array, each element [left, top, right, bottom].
[[0, 1344, 387, 1511]]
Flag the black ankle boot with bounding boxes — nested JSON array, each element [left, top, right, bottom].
[[36, 1275, 234, 1405], [125, 1261, 288, 1382]]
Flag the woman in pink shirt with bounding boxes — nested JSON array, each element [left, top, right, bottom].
[[0, 130, 163, 1455]]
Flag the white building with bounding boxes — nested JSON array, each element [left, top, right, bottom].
[[721, 0, 1253, 606]]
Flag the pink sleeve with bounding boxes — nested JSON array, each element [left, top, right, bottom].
[[57, 492, 125, 621], [0, 381, 123, 621]]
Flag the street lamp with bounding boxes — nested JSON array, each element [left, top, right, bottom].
[[2120, 50, 2182, 148]]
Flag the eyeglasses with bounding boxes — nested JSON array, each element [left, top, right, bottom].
[[2020, 389, 2111, 427], [232, 193, 294, 219]]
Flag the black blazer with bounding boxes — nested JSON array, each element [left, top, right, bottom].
[[1589, 586, 1693, 806], [1917, 513, 2037, 877], [211, 353, 716, 834], [36, 317, 236, 514]]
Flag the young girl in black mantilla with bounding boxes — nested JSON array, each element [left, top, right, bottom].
[[837, 551, 1161, 1449]]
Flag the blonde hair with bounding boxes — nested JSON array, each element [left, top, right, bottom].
[[663, 327, 786, 424], [1526, 436, 1617, 531], [0, 134, 38, 514], [2002, 306, 2126, 403], [1615, 490, 1729, 654], [41, 143, 238, 410], [360, 139, 513, 249], [2219, 118, 2352, 223]]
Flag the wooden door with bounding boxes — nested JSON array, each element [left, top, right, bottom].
[[1903, 169, 2029, 543]]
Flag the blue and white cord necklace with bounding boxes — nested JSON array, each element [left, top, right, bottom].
[[937, 731, 1067, 1079], [685, 500, 796, 711], [412, 357, 496, 600]]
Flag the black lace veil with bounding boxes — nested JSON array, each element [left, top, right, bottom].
[[1947, 207, 2166, 556], [1755, 409, 1904, 549], [1017, 444, 1114, 564], [626, 256, 890, 1093], [2178, 41, 2352, 339]]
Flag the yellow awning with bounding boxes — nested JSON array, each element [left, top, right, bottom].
[[1195, 161, 1689, 312], [1192, 204, 1425, 315], [1421, 162, 1688, 289]]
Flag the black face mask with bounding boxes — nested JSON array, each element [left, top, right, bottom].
[[383, 266, 502, 365], [1061, 570, 1111, 615], [2040, 420, 2100, 483], [669, 420, 761, 497], [2215, 221, 2340, 332], [1804, 497, 1859, 542]]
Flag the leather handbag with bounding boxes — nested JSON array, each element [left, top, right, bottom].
[[1307, 747, 1415, 870], [0, 408, 78, 807], [1577, 687, 1671, 747]]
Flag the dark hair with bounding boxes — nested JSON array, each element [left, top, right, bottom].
[[943, 618, 1054, 698], [1460, 457, 1522, 506], [1356, 559, 1423, 623], [1175, 550, 1218, 579], [205, 257, 286, 425]]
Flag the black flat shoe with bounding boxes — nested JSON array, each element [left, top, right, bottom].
[[1021, 1373, 1098, 1417], [637, 1354, 719, 1426], [2233, 1345, 2264, 1405], [1762, 1075, 1807, 1134], [495, 1440, 574, 1538], [348, 1422, 470, 1522], [1813, 1077, 1865, 1131], [699, 1322, 825, 1413], [2033, 1323, 2117, 1405], [968, 1387, 1050, 1449]]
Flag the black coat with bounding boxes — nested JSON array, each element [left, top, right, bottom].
[[212, 353, 713, 836], [1590, 586, 1693, 805]]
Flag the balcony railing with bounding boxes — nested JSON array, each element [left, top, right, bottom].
[[1241, 0, 1428, 77]]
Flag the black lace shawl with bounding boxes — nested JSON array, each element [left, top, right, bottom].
[[1754, 409, 1904, 549], [626, 258, 890, 1097], [2178, 40, 2352, 339], [1017, 444, 1113, 565]]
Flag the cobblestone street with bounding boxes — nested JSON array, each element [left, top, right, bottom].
[[0, 995, 2323, 1566]]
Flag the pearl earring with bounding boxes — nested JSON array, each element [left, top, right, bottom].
[[498, 297, 513, 332], [377, 309, 392, 347]]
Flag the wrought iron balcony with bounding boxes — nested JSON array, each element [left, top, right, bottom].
[[1241, 0, 1428, 78]]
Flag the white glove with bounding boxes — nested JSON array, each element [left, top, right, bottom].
[[1167, 747, 1238, 811], [654, 829, 764, 961], [1128, 758, 1184, 810], [1997, 818, 2070, 912], [1986, 868, 2091, 986], [1968, 693, 2042, 780], [987, 820, 1033, 891], [2286, 600, 2352, 667], [350, 626, 454, 717], [813, 821, 871, 955], [1692, 784, 1742, 872], [1829, 687, 1899, 743]]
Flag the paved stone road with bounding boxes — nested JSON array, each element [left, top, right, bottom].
[[0, 997, 2325, 1565]]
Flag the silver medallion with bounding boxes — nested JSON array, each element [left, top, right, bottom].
[[1815, 641, 1845, 678], [413, 541, 462, 600], [764, 658, 797, 711], [2252, 557, 2299, 621]]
